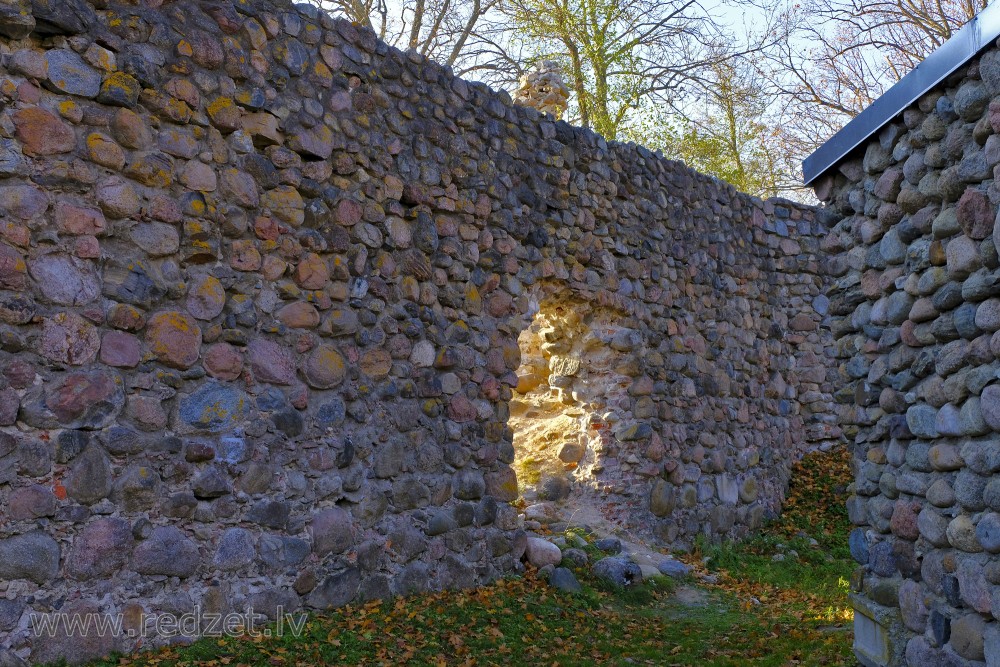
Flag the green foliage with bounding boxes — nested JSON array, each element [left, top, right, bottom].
[[622, 61, 784, 198], [503, 0, 725, 141]]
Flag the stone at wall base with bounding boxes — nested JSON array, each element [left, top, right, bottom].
[[851, 593, 909, 667]]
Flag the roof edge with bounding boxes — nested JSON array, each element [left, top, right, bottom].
[[802, 3, 1000, 186]]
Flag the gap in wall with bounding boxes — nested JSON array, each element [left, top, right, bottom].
[[508, 293, 639, 528]]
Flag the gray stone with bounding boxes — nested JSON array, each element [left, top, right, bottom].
[[538, 475, 570, 501], [525, 537, 561, 568], [29, 254, 100, 305], [0, 599, 24, 632], [562, 548, 589, 567], [15, 438, 49, 477], [322, 308, 359, 336], [0, 532, 59, 584], [0, 139, 26, 177], [8, 484, 56, 519], [849, 527, 869, 564], [934, 207, 960, 237], [192, 466, 231, 499], [885, 291, 913, 324], [948, 514, 983, 551], [905, 636, 963, 667], [813, 294, 830, 315], [65, 446, 112, 505], [977, 298, 1000, 332], [595, 537, 623, 554], [976, 512, 1000, 553], [657, 558, 691, 578], [961, 440, 1000, 474], [163, 492, 197, 518], [869, 540, 897, 577], [962, 270, 1000, 302], [240, 462, 275, 494], [955, 469, 989, 511], [880, 228, 906, 264], [986, 622, 1000, 667], [986, 478, 1000, 511], [30, 0, 96, 36], [247, 587, 300, 621], [310, 507, 353, 556], [179, 382, 250, 432], [247, 499, 290, 529], [649, 478, 675, 516], [957, 304, 986, 340], [426, 511, 457, 536], [388, 524, 428, 562], [30, 600, 117, 666], [592, 556, 642, 587], [45, 50, 101, 98], [906, 404, 939, 438], [950, 613, 986, 660], [307, 567, 360, 609], [960, 397, 990, 436], [936, 403, 962, 436], [982, 49, 1000, 93], [132, 526, 200, 577], [898, 578, 928, 634], [954, 81, 990, 120], [0, 650, 26, 667], [981, 385, 1000, 431], [131, 222, 180, 256], [918, 507, 950, 547], [453, 468, 486, 500], [947, 235, 982, 278], [548, 567, 581, 593], [213, 528, 256, 571], [958, 553, 993, 613], [67, 517, 132, 580], [114, 465, 160, 511], [271, 410, 305, 438], [0, 0, 33, 39], [258, 534, 310, 569]]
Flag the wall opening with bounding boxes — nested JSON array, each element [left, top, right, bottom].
[[509, 292, 645, 529]]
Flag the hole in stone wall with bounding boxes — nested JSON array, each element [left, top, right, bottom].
[[509, 293, 643, 528]]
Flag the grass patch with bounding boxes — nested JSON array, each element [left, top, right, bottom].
[[514, 455, 542, 486], [87, 448, 855, 667], [688, 446, 856, 664]]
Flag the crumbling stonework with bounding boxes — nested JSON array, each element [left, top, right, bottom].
[[0, 0, 838, 663], [814, 38, 1000, 666], [513, 61, 569, 120]]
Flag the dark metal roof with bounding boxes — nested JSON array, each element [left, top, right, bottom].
[[802, 2, 1000, 185]]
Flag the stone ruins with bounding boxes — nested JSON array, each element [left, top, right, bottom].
[[512, 61, 569, 121], [813, 28, 1000, 666], [0, 0, 842, 663]]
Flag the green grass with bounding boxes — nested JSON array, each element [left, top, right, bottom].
[[84, 448, 855, 667]]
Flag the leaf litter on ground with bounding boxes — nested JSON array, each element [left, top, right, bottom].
[[86, 447, 855, 667]]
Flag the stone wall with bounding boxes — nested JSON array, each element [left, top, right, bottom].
[[0, 0, 837, 663], [813, 38, 1000, 667]]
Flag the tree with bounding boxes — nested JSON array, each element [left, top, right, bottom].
[[624, 59, 785, 198], [766, 0, 988, 160], [306, 0, 500, 72], [500, 0, 755, 141]]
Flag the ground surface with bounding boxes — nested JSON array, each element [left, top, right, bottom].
[[85, 447, 855, 667]]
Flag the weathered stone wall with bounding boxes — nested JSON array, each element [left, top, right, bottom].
[[814, 39, 1000, 666], [0, 0, 837, 663]]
